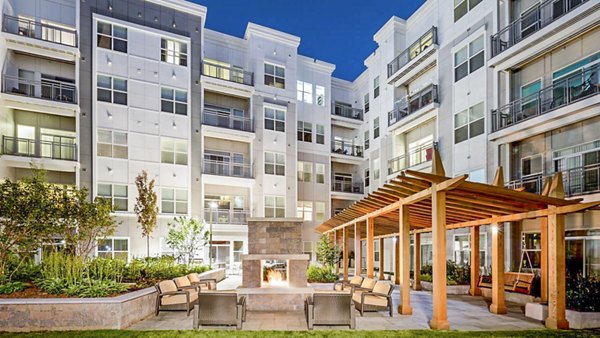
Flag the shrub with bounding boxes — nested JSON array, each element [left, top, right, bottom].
[[123, 256, 209, 288], [3, 254, 39, 282], [0, 281, 25, 294], [307, 264, 338, 283], [566, 274, 600, 312], [419, 261, 470, 285]]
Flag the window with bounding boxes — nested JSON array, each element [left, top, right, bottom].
[[365, 168, 370, 188], [97, 237, 129, 261], [316, 163, 325, 184], [454, 0, 482, 22], [454, 102, 484, 144], [297, 121, 313, 143], [373, 158, 380, 181], [265, 152, 285, 176], [161, 38, 187, 66], [161, 188, 188, 214], [296, 81, 313, 104], [316, 124, 325, 144], [97, 183, 128, 211], [373, 76, 380, 98], [97, 21, 127, 53], [161, 88, 187, 115], [265, 195, 285, 218], [264, 63, 285, 89], [373, 117, 380, 139], [315, 202, 326, 222], [421, 236, 433, 267], [298, 161, 312, 182], [264, 107, 285, 132], [374, 240, 380, 262], [297, 201, 313, 221], [161, 138, 187, 165], [304, 241, 314, 261], [364, 130, 370, 150], [233, 241, 244, 263], [454, 36, 484, 82], [522, 155, 543, 177], [97, 129, 127, 159], [453, 233, 487, 269], [522, 232, 542, 269], [364, 93, 370, 113], [521, 80, 542, 116], [566, 230, 600, 278], [97, 75, 127, 105], [315, 86, 325, 107]]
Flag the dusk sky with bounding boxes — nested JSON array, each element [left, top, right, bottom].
[[192, 0, 427, 81]]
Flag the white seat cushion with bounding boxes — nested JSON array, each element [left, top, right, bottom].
[[162, 289, 198, 305]]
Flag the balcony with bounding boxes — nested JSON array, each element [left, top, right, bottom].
[[491, 0, 590, 58], [2, 14, 77, 47], [388, 84, 439, 128], [202, 159, 253, 179], [387, 27, 438, 85], [204, 208, 249, 225], [202, 106, 253, 133], [332, 103, 363, 121], [331, 140, 363, 157], [2, 74, 77, 104], [331, 179, 364, 194], [2, 135, 77, 161], [388, 142, 435, 175], [202, 61, 254, 86], [491, 63, 599, 132], [506, 163, 600, 198]]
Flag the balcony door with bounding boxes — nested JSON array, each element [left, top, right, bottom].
[[40, 128, 76, 160], [16, 125, 35, 156], [333, 172, 353, 193], [554, 146, 600, 196], [204, 151, 230, 176]]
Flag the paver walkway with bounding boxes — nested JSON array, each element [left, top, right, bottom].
[[129, 276, 544, 331]]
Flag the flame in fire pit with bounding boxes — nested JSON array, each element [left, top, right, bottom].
[[265, 269, 287, 287]]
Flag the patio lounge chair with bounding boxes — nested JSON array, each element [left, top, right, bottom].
[[155, 280, 198, 316], [333, 275, 363, 291], [353, 280, 394, 317], [305, 291, 355, 330], [352, 277, 377, 293], [186, 273, 217, 291], [193, 292, 246, 330]]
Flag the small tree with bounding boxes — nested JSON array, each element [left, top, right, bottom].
[[316, 234, 339, 270], [134, 170, 158, 257], [165, 217, 209, 266]]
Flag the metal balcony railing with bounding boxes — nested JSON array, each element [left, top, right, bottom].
[[2, 14, 77, 47], [332, 103, 363, 121], [2, 135, 77, 161], [491, 63, 599, 132], [388, 84, 439, 127], [506, 163, 600, 198], [388, 26, 437, 78], [491, 0, 589, 57], [388, 142, 435, 175], [204, 208, 249, 224], [331, 140, 363, 157], [202, 61, 254, 86], [202, 159, 253, 178], [2, 74, 77, 104], [202, 107, 253, 132], [332, 179, 364, 194]]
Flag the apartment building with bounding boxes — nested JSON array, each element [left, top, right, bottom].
[[0, 0, 598, 277]]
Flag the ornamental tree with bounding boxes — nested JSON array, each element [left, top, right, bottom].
[[165, 216, 209, 266], [316, 234, 340, 270], [134, 170, 158, 257]]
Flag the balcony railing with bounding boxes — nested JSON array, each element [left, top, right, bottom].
[[2, 74, 77, 104], [388, 142, 435, 175], [2, 14, 77, 47], [331, 140, 363, 158], [506, 163, 600, 198], [332, 179, 364, 194], [202, 61, 254, 86], [2, 135, 77, 161], [491, 63, 599, 132], [332, 103, 363, 121], [388, 84, 439, 127], [202, 107, 253, 132], [491, 0, 589, 57], [202, 159, 253, 178], [204, 208, 249, 224], [388, 26, 438, 78]]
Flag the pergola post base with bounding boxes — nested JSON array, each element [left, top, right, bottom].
[[429, 319, 450, 330], [489, 303, 507, 315], [545, 317, 569, 330], [413, 284, 422, 291], [398, 304, 412, 315]]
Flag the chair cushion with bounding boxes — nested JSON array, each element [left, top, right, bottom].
[[334, 284, 344, 291], [158, 280, 178, 293], [373, 281, 391, 295], [352, 292, 388, 307], [174, 276, 191, 288], [361, 278, 376, 290], [350, 276, 363, 285], [187, 273, 200, 283], [162, 290, 198, 305]]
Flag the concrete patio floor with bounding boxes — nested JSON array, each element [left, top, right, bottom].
[[129, 276, 544, 331]]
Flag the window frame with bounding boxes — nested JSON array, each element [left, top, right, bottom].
[[264, 62, 285, 89], [373, 76, 380, 99], [316, 163, 325, 184], [297, 161, 312, 182], [454, 35, 485, 82], [521, 154, 544, 178], [264, 106, 286, 132], [373, 117, 380, 139], [296, 80, 313, 104], [161, 187, 188, 215], [97, 183, 128, 212], [264, 195, 285, 218], [96, 21, 127, 53], [160, 38, 188, 66], [454, 101, 485, 144], [315, 85, 325, 107], [364, 93, 370, 113], [97, 129, 128, 159], [161, 87, 188, 115], [264, 151, 286, 176], [96, 237, 130, 261], [297, 201, 313, 221], [97, 74, 127, 105], [297, 121, 313, 143], [160, 137, 188, 165]]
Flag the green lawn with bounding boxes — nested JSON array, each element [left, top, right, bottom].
[[0, 330, 598, 338]]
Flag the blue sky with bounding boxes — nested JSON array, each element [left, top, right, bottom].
[[192, 0, 426, 81]]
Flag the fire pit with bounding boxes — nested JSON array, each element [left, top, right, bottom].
[[262, 259, 288, 287]]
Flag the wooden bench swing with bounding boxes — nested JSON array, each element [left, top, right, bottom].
[[478, 249, 536, 295]]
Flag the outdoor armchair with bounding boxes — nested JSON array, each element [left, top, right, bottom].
[[305, 291, 355, 330], [187, 273, 217, 291], [193, 292, 246, 330], [352, 277, 377, 293], [155, 280, 198, 316], [174, 276, 200, 292], [333, 275, 364, 292], [353, 280, 394, 317]]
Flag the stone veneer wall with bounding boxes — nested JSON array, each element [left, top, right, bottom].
[[247, 218, 303, 254]]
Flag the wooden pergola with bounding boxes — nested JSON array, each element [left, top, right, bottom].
[[316, 150, 600, 330]]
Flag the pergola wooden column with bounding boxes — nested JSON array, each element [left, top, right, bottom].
[[316, 150, 599, 330]]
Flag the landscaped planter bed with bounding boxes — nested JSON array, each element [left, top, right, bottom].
[[420, 281, 470, 295], [525, 302, 600, 329]]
